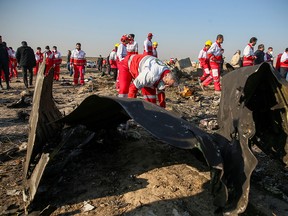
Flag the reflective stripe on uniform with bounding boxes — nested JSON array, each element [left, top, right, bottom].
[[143, 95, 156, 99], [118, 93, 128, 97], [128, 54, 136, 68]]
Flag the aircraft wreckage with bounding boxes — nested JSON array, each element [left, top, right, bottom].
[[23, 61, 288, 215]]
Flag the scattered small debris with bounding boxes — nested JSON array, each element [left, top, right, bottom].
[[6, 189, 21, 196], [179, 86, 194, 98], [82, 201, 95, 212]]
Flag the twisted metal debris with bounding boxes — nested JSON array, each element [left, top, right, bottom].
[[23, 62, 288, 215]]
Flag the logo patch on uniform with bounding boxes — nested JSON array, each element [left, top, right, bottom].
[[155, 58, 166, 66]]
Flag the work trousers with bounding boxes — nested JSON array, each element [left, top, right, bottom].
[[22, 66, 33, 88], [73, 65, 85, 85]]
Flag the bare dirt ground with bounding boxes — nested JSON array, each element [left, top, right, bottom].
[[0, 66, 288, 216]]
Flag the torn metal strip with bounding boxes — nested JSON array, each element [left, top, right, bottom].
[[23, 61, 63, 208]]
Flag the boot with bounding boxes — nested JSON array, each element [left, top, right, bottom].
[[24, 79, 28, 89], [214, 81, 221, 92], [6, 81, 11, 90]]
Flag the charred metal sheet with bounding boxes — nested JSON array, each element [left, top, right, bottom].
[[218, 62, 288, 213], [23, 62, 63, 208], [24, 62, 288, 215], [24, 91, 252, 215], [59, 95, 251, 214], [218, 62, 288, 165]]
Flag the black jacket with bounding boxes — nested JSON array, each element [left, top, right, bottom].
[[16, 45, 36, 67], [254, 50, 265, 65], [0, 43, 9, 65]]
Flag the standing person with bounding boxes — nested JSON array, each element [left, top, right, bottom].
[[1, 42, 11, 83], [243, 37, 257, 67], [118, 54, 178, 108], [152, 41, 158, 58], [198, 40, 212, 82], [220, 48, 225, 73], [127, 34, 138, 55], [97, 55, 104, 75], [70, 42, 86, 85], [116, 35, 130, 89], [109, 43, 119, 80], [202, 34, 224, 92], [117, 35, 129, 62], [44, 46, 54, 76], [143, 33, 153, 55], [9, 47, 18, 79], [106, 53, 111, 76], [279, 48, 288, 79], [34, 47, 43, 75], [67, 50, 73, 76], [16, 41, 36, 88], [52, 46, 62, 81], [254, 44, 265, 65], [275, 52, 283, 72], [230, 50, 242, 69], [0, 35, 10, 89], [265, 47, 274, 65]]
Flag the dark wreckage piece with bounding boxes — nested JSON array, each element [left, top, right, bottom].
[[23, 62, 288, 215]]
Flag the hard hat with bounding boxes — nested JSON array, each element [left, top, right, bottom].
[[148, 33, 153, 37], [205, 40, 212, 46], [153, 41, 158, 46], [115, 43, 120, 47]]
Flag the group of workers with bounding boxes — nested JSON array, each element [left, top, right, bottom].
[[0, 37, 64, 89], [113, 33, 177, 108], [198, 35, 288, 92], [1, 33, 288, 108]]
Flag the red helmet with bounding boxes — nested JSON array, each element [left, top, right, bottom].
[[121, 35, 129, 43], [148, 33, 153, 37]]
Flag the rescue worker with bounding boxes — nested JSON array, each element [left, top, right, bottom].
[[152, 41, 158, 58], [52, 46, 62, 81], [109, 43, 119, 81], [127, 34, 138, 55], [202, 34, 224, 92], [116, 35, 130, 90], [70, 42, 86, 85], [117, 35, 129, 62], [279, 48, 288, 79], [243, 37, 257, 67], [8, 47, 18, 79], [143, 33, 153, 55], [198, 40, 212, 82], [275, 53, 282, 72], [118, 54, 178, 108], [44, 46, 54, 76], [34, 47, 43, 75]]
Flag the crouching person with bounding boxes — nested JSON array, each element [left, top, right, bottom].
[[118, 54, 178, 108]]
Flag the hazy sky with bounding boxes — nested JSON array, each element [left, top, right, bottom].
[[1, 0, 287, 61]]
